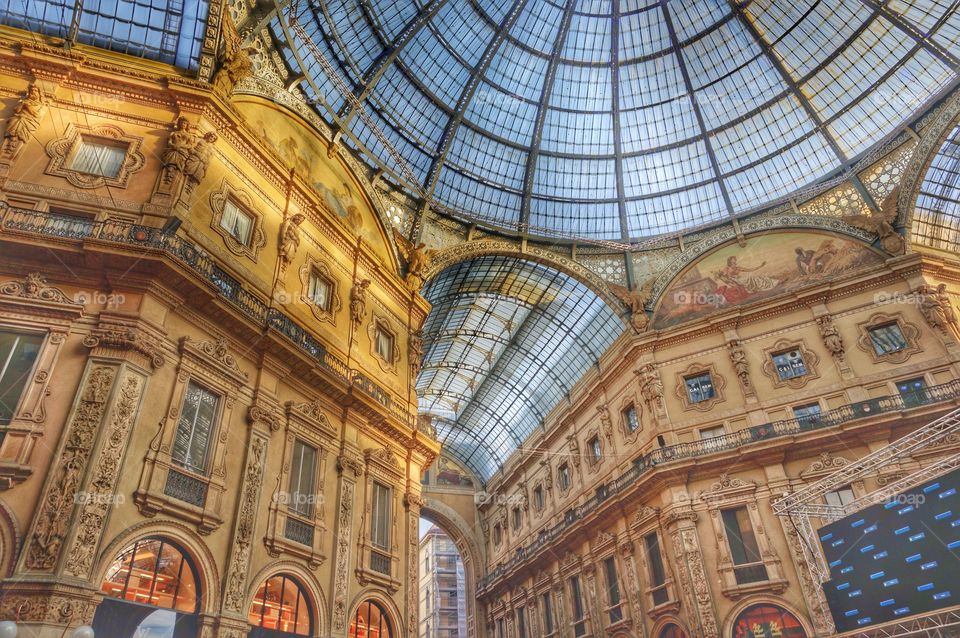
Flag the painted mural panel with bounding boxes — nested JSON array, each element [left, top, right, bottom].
[[653, 232, 884, 328], [423, 455, 475, 488]]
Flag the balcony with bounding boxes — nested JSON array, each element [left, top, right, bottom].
[[478, 379, 960, 591], [0, 207, 420, 429]]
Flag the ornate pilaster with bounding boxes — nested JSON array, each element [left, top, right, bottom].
[[405, 490, 425, 637], [582, 562, 600, 637], [221, 431, 269, 616], [331, 450, 362, 635], [664, 510, 718, 638], [552, 579, 566, 638], [619, 540, 649, 637]]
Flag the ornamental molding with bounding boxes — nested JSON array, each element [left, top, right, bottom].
[[246, 403, 280, 432], [297, 255, 342, 325], [423, 240, 627, 318], [179, 336, 248, 384], [44, 123, 145, 189], [855, 311, 923, 364], [209, 179, 267, 261], [0, 272, 80, 307], [759, 338, 821, 390], [630, 506, 660, 530], [800, 451, 852, 480], [674, 362, 726, 413], [285, 399, 337, 438], [648, 222, 875, 309], [83, 326, 166, 369]]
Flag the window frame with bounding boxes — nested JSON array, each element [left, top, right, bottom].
[[856, 313, 921, 364], [674, 363, 725, 412]]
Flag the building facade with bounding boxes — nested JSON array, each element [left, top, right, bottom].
[[418, 526, 467, 638], [0, 23, 438, 638]]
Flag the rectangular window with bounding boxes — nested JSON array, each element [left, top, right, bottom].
[[287, 440, 317, 518], [771, 349, 807, 380], [534, 485, 544, 511], [589, 436, 602, 463], [622, 405, 639, 432], [512, 507, 521, 530], [171, 381, 220, 474], [307, 271, 332, 310], [897, 377, 928, 408], [684, 372, 715, 403], [497, 618, 504, 638], [570, 575, 586, 637], [793, 402, 822, 428], [0, 330, 44, 425], [220, 199, 254, 246], [699, 425, 725, 440], [371, 482, 391, 550], [516, 606, 527, 638], [558, 464, 570, 491], [825, 486, 856, 508], [721, 507, 768, 585], [604, 556, 623, 624], [375, 325, 395, 362], [868, 323, 907, 355], [493, 523, 502, 546], [542, 592, 554, 636], [68, 137, 127, 177], [644, 532, 669, 606]]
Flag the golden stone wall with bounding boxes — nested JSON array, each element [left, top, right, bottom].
[[0, 29, 438, 638], [474, 241, 960, 638]]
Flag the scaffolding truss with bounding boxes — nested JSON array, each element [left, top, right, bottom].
[[772, 406, 960, 637]]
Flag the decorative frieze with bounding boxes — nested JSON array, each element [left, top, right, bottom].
[[223, 433, 268, 614]]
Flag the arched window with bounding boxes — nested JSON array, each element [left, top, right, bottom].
[[732, 604, 807, 638], [348, 600, 393, 638], [248, 574, 312, 637], [94, 537, 200, 638], [658, 623, 689, 638]]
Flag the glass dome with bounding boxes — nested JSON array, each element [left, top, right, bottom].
[[278, 0, 959, 241]]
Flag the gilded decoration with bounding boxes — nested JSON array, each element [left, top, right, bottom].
[[44, 123, 145, 189], [209, 180, 267, 260]]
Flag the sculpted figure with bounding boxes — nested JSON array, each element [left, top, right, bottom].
[[160, 116, 197, 185], [212, 12, 254, 96], [637, 363, 664, 412], [2, 85, 46, 156], [184, 131, 218, 186], [609, 278, 654, 332], [817, 315, 845, 360], [729, 340, 751, 390], [918, 285, 948, 330], [278, 213, 305, 268], [393, 228, 437, 292], [843, 188, 905, 255], [350, 279, 370, 327], [938, 284, 958, 333]]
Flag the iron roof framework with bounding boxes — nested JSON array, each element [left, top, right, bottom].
[[417, 255, 623, 481], [914, 119, 960, 252], [270, 0, 960, 241]]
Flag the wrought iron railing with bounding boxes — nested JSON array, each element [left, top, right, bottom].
[[478, 380, 960, 591], [1, 207, 417, 425], [284, 516, 315, 546], [164, 469, 208, 508], [370, 551, 391, 575]]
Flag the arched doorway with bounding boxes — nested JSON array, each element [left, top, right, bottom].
[[731, 603, 807, 638], [657, 622, 689, 638], [93, 537, 200, 638], [420, 498, 483, 638], [348, 599, 394, 638], [248, 573, 313, 637]]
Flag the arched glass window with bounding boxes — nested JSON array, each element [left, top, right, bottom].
[[348, 600, 393, 638], [94, 537, 200, 638], [732, 604, 807, 638], [658, 623, 689, 638], [248, 574, 312, 636], [100, 537, 198, 612]]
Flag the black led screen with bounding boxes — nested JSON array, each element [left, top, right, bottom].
[[819, 467, 960, 632]]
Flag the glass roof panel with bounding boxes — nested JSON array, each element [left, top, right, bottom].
[[277, 0, 957, 240], [417, 256, 622, 480], [914, 121, 960, 251]]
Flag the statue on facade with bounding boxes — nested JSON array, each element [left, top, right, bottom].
[[816, 315, 845, 360], [597, 404, 613, 443], [160, 116, 197, 186], [918, 284, 948, 330], [278, 213, 305, 270], [609, 278, 654, 332], [350, 279, 370, 328], [566, 434, 581, 468], [937, 284, 959, 336], [392, 228, 437, 292], [409, 329, 424, 377], [637, 363, 664, 413], [212, 12, 254, 97], [842, 188, 905, 255], [183, 131, 218, 188], [2, 85, 46, 158], [728, 339, 751, 391]]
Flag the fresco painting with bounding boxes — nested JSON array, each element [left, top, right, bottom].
[[654, 232, 885, 328]]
